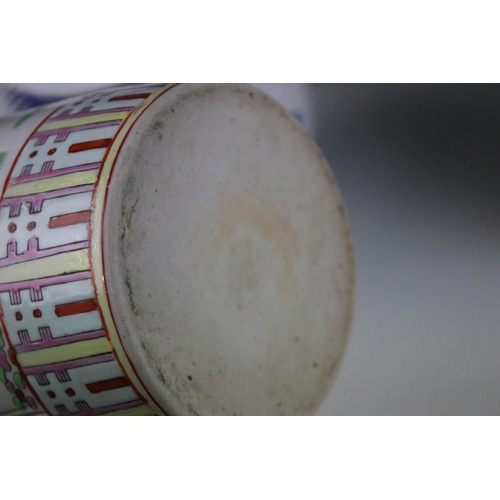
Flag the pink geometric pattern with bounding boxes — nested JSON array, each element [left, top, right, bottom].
[[0, 84, 165, 415]]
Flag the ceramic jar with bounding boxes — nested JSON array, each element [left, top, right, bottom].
[[0, 83, 354, 416]]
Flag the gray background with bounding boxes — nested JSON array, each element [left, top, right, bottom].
[[313, 84, 500, 415]]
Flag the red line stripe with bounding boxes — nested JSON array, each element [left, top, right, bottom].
[[68, 139, 112, 153], [109, 93, 150, 102], [55, 299, 98, 317], [93, 84, 178, 416], [86, 376, 131, 394], [48, 210, 91, 229]]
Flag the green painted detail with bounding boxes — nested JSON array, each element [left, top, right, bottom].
[[13, 372, 25, 389], [12, 396, 24, 409], [0, 367, 6, 384], [0, 151, 7, 171], [0, 332, 4, 349], [13, 109, 38, 129]]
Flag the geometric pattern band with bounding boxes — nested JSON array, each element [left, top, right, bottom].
[[0, 84, 174, 415]]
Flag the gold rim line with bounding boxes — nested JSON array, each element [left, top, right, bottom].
[[90, 84, 176, 416]]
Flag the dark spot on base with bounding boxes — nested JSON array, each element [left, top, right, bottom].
[[187, 375, 193, 381], [124, 274, 139, 317], [156, 368, 166, 385]]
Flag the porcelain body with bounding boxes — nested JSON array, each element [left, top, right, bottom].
[[0, 85, 168, 415], [0, 84, 354, 416]]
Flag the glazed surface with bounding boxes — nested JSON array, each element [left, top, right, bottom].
[[0, 85, 172, 415]]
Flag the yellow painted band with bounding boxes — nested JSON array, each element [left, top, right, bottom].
[[38, 111, 129, 132], [17, 337, 112, 367], [91, 84, 175, 416], [0, 249, 89, 284], [4, 170, 98, 198], [103, 404, 157, 416]]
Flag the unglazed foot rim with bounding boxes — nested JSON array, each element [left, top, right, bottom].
[[103, 84, 354, 415]]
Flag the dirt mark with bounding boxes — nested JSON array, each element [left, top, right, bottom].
[[212, 192, 300, 306]]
